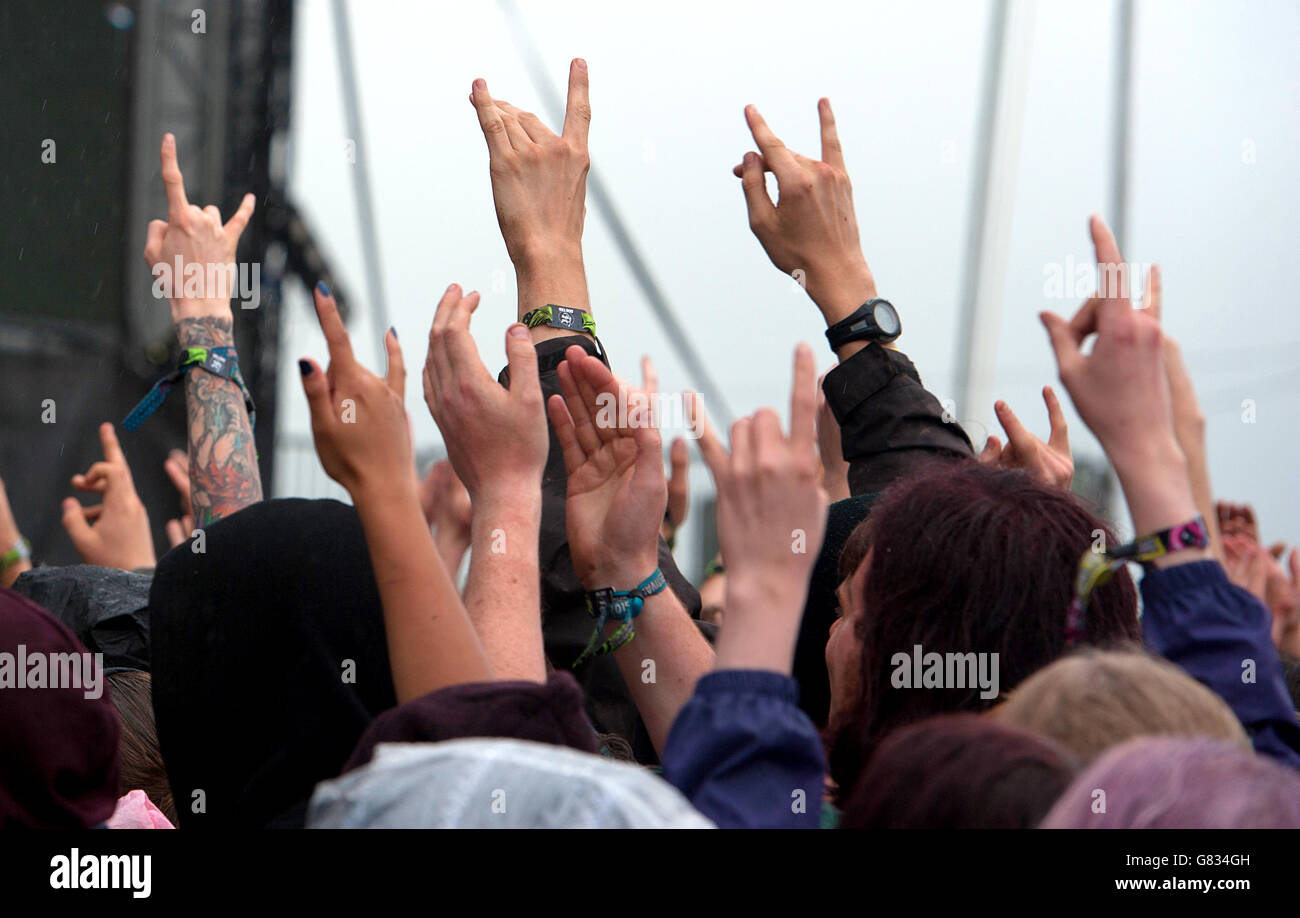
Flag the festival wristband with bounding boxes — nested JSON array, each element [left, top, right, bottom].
[[573, 568, 668, 668], [1, 537, 31, 571], [1065, 515, 1209, 644], [122, 346, 256, 432], [522, 304, 596, 336]]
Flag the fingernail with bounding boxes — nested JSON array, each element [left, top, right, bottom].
[[389, 325, 398, 340], [317, 280, 330, 297], [575, 58, 587, 71], [509, 324, 529, 340], [473, 78, 486, 91], [298, 360, 312, 377]]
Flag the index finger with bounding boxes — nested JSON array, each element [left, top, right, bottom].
[[98, 422, 126, 466], [818, 98, 845, 171], [640, 355, 658, 398], [688, 392, 730, 486], [1089, 214, 1130, 306], [563, 58, 591, 146], [744, 105, 800, 181], [313, 282, 355, 366], [993, 399, 1034, 454], [160, 134, 190, 224], [1141, 263, 1162, 322], [788, 342, 818, 446], [1042, 385, 1070, 454]]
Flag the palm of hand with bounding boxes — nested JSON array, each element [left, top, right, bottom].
[[566, 435, 662, 584]]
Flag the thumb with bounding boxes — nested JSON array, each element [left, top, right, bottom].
[[1040, 311, 1081, 377], [504, 324, 541, 404], [740, 151, 776, 231], [61, 498, 95, 554]]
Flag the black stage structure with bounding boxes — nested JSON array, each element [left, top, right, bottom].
[[0, 0, 319, 564]]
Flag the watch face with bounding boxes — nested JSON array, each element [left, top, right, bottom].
[[873, 300, 901, 337]]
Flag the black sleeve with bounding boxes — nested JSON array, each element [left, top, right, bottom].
[[822, 342, 974, 496]]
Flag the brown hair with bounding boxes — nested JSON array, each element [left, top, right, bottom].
[[991, 647, 1250, 762], [107, 671, 176, 824]]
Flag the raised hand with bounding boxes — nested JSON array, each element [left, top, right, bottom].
[[62, 423, 157, 571], [1041, 216, 1203, 551], [816, 369, 851, 502], [693, 343, 829, 673], [163, 449, 195, 548], [142, 133, 261, 526], [143, 133, 255, 321], [421, 287, 548, 500], [299, 283, 490, 701], [469, 60, 592, 338], [734, 100, 877, 326], [549, 347, 666, 588], [976, 386, 1073, 491], [640, 355, 690, 543], [419, 459, 474, 574], [299, 284, 410, 496], [1224, 535, 1300, 657]]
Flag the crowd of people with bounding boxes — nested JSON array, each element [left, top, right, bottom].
[[3, 59, 1300, 830]]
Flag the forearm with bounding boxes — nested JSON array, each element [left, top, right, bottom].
[[713, 578, 805, 675], [353, 482, 492, 702], [514, 246, 591, 345], [176, 315, 262, 525], [1166, 343, 1224, 563], [607, 587, 715, 755], [1109, 436, 1212, 569], [463, 491, 547, 682]]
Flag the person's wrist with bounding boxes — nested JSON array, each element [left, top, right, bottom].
[[512, 239, 584, 274], [805, 258, 878, 326], [351, 473, 421, 510], [171, 300, 234, 324], [583, 554, 660, 592]]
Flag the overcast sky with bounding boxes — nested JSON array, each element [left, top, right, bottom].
[[275, 0, 1300, 570]]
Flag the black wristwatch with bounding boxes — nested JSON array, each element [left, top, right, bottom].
[[824, 298, 901, 352]]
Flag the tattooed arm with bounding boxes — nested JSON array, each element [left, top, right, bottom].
[[175, 316, 262, 525], [143, 134, 262, 525]]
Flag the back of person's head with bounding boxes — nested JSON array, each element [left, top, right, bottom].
[[992, 648, 1249, 761], [829, 461, 1138, 795], [840, 713, 1078, 828], [1042, 737, 1300, 828], [149, 498, 397, 828], [107, 669, 176, 824], [0, 587, 120, 828]]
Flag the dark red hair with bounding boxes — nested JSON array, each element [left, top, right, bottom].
[[841, 713, 1080, 828], [829, 461, 1138, 797]]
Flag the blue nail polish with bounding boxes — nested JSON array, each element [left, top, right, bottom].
[[389, 325, 398, 340], [298, 359, 312, 377], [317, 281, 330, 297]]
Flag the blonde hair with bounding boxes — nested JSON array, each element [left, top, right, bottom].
[[991, 648, 1249, 762]]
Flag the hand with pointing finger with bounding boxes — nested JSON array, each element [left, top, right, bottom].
[[976, 386, 1073, 491], [469, 59, 592, 339], [143, 133, 255, 322], [299, 284, 411, 497], [692, 343, 829, 673], [734, 100, 878, 327], [62, 423, 157, 571]]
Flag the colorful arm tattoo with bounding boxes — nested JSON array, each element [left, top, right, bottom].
[[175, 315, 263, 526]]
